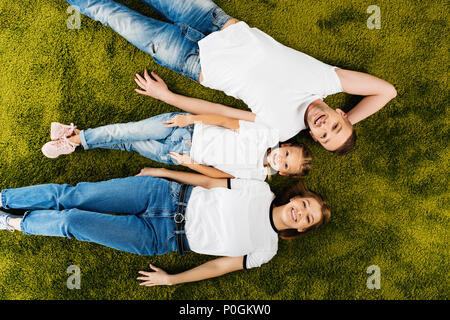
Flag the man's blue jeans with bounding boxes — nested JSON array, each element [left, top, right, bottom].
[[65, 0, 232, 81], [1, 176, 193, 255], [80, 112, 194, 164]]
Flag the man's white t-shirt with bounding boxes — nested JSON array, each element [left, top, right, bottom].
[[190, 120, 279, 181], [198, 21, 343, 142], [185, 179, 278, 269]]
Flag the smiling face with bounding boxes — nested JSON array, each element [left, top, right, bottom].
[[266, 145, 303, 176], [305, 101, 354, 152], [280, 196, 323, 232]]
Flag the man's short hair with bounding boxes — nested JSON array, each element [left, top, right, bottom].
[[332, 129, 357, 156]]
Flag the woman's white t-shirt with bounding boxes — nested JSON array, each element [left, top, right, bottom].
[[190, 120, 279, 181], [198, 21, 343, 142], [184, 179, 278, 269]]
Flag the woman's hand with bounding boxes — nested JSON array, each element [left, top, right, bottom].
[[136, 167, 166, 177], [137, 264, 173, 287], [168, 152, 195, 165], [163, 114, 193, 128], [134, 69, 172, 102]]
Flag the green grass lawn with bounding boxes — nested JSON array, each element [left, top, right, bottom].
[[0, 0, 448, 299]]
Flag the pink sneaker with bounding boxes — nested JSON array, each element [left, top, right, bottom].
[[41, 137, 79, 159], [50, 122, 76, 140]]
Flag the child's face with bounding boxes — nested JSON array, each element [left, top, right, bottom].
[[267, 145, 303, 176]]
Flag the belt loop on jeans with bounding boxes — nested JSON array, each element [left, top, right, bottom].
[[175, 184, 189, 256]]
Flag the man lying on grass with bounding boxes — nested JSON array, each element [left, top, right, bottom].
[[0, 169, 330, 286], [64, 0, 397, 155]]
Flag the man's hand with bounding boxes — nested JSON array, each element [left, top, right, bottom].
[[335, 69, 397, 125], [163, 114, 193, 128], [136, 167, 167, 177], [134, 69, 172, 102], [168, 152, 195, 165], [137, 264, 173, 287]]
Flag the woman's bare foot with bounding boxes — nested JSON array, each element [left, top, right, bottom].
[[8, 217, 22, 231]]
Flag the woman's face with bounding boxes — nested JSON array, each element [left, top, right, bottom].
[[281, 196, 323, 232]]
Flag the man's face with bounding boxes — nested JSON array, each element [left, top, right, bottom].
[[305, 101, 353, 152]]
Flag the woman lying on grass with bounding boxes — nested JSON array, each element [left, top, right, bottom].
[[0, 168, 330, 286], [41, 71, 312, 181]]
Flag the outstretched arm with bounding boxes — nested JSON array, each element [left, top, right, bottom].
[[137, 167, 228, 189], [163, 113, 240, 131], [137, 256, 244, 286], [335, 69, 397, 125], [135, 69, 255, 122], [168, 152, 235, 179]]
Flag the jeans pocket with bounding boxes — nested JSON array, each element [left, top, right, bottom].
[[168, 181, 182, 203], [211, 7, 221, 27], [178, 47, 200, 80], [178, 23, 205, 43], [165, 233, 176, 253]]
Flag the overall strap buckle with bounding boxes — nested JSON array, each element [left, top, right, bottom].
[[175, 184, 189, 256]]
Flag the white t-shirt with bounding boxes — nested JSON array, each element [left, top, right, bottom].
[[198, 21, 343, 142], [190, 120, 279, 181], [185, 179, 278, 269]]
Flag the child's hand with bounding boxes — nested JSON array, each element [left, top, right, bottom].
[[168, 152, 195, 165], [134, 69, 172, 102], [163, 115, 192, 128]]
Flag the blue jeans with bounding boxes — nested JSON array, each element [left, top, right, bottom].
[[1, 176, 193, 255], [65, 0, 232, 81], [79, 112, 194, 164]]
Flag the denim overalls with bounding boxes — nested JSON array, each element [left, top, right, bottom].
[[1, 176, 193, 255]]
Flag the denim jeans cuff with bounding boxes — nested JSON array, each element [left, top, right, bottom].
[[1, 190, 8, 209], [20, 211, 32, 235], [79, 130, 90, 150]]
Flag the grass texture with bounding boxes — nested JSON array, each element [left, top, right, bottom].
[[0, 0, 448, 300]]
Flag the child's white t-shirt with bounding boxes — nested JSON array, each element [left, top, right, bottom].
[[198, 21, 343, 142], [190, 120, 279, 181]]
